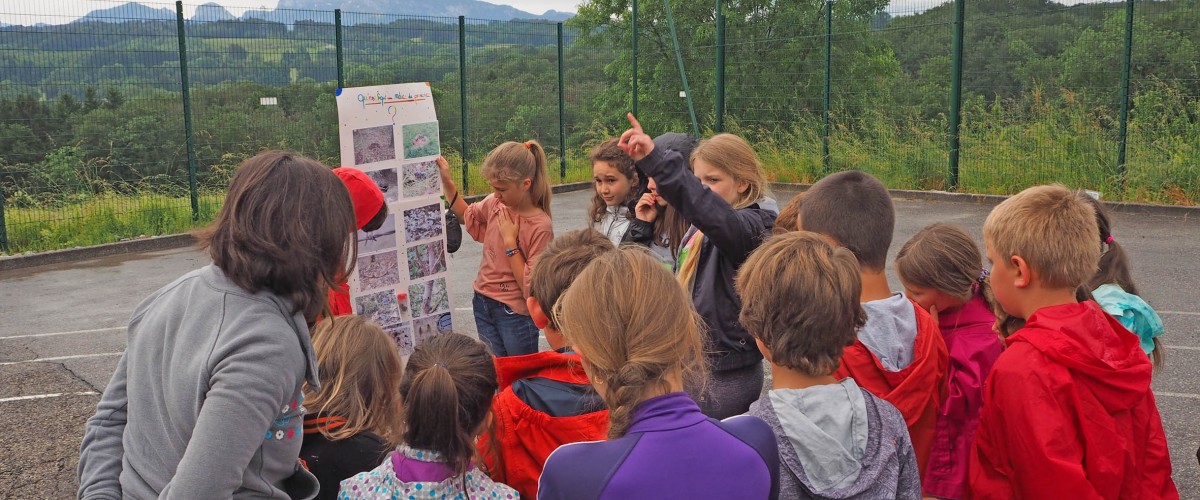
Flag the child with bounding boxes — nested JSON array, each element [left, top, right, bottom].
[[894, 223, 1004, 500], [970, 184, 1177, 498], [438, 141, 554, 357], [1077, 191, 1165, 368], [339, 333, 516, 498], [300, 315, 405, 500], [477, 228, 612, 498], [328, 167, 388, 316], [795, 170, 948, 474], [79, 151, 356, 499], [588, 139, 638, 246], [539, 248, 779, 499], [618, 115, 778, 419], [741, 232, 922, 499], [622, 132, 696, 267]]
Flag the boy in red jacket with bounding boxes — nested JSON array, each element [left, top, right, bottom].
[[476, 229, 611, 499], [970, 184, 1177, 499], [796, 171, 948, 476], [328, 167, 388, 316]]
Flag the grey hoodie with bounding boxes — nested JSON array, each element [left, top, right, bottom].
[[747, 379, 921, 499], [78, 265, 320, 500]]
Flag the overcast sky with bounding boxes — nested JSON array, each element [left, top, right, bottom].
[[1, 0, 1112, 26]]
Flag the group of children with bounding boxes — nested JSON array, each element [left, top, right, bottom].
[[78, 111, 1177, 499]]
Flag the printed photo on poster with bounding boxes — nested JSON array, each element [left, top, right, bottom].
[[355, 289, 404, 326], [357, 252, 400, 291], [402, 160, 441, 198], [383, 322, 415, 357], [409, 277, 450, 318], [401, 122, 440, 159], [402, 203, 443, 243], [367, 168, 399, 203], [413, 312, 451, 348], [357, 213, 397, 254], [352, 125, 396, 166], [406, 241, 447, 281]]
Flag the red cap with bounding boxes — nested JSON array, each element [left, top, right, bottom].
[[333, 167, 386, 230]]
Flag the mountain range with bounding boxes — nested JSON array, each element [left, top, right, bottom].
[[72, 1, 573, 26]]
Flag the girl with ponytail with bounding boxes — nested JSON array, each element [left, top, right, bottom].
[[437, 141, 554, 357], [339, 333, 515, 499], [538, 248, 779, 500]]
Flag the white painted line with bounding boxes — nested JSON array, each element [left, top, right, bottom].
[[0, 326, 125, 341], [1159, 311, 1200, 316], [1155, 392, 1200, 400], [454, 307, 472, 312], [0, 352, 123, 366], [0, 391, 100, 403], [1164, 345, 1200, 351]]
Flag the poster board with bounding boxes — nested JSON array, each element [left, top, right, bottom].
[[336, 83, 453, 356]]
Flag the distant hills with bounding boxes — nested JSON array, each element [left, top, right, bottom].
[[65, 0, 572, 26]]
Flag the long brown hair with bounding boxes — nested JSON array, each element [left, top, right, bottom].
[[482, 140, 552, 217], [1077, 191, 1163, 368], [304, 315, 405, 446], [588, 138, 637, 224], [554, 248, 705, 439], [196, 151, 356, 322], [896, 223, 996, 313], [400, 333, 497, 475]]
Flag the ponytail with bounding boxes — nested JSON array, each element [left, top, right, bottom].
[[524, 140, 552, 217], [481, 140, 553, 217], [399, 333, 497, 475]]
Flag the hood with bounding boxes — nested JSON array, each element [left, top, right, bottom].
[[1091, 283, 1165, 355], [333, 167, 386, 230], [493, 349, 588, 389], [770, 380, 869, 494], [1012, 301, 1153, 412], [756, 196, 780, 215], [859, 294, 919, 371]]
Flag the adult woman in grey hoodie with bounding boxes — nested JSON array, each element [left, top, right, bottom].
[[77, 151, 357, 500]]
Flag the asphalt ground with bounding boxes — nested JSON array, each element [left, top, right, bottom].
[[2, 189, 1198, 497]]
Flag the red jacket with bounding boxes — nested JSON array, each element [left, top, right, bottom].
[[969, 301, 1177, 499], [834, 299, 947, 476], [477, 350, 608, 499], [327, 282, 352, 317]]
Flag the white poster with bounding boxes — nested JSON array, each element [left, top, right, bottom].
[[336, 82, 453, 356]]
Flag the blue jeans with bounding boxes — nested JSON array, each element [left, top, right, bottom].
[[472, 292, 540, 357]]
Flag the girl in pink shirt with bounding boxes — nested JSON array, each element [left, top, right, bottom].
[[895, 223, 1005, 500], [437, 141, 553, 356]]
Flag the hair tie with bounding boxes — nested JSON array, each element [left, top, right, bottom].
[[523, 141, 534, 150], [432, 360, 447, 369], [1105, 235, 1114, 245], [977, 269, 990, 283]]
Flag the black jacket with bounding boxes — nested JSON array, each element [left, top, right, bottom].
[[300, 418, 391, 500], [635, 146, 777, 371]]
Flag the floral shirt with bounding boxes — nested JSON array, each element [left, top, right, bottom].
[[338, 445, 517, 500]]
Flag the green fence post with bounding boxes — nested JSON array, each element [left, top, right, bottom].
[[822, 0, 833, 174], [458, 16, 469, 194], [176, 1, 198, 221], [0, 169, 8, 253], [632, 0, 638, 117], [946, 0, 965, 191], [335, 9, 345, 88], [558, 23, 567, 181], [715, 0, 725, 133], [1116, 0, 1135, 191], [662, 0, 700, 137]]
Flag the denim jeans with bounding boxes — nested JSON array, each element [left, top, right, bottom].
[[472, 292, 540, 357]]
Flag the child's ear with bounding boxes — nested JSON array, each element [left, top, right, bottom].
[[527, 297, 550, 329], [737, 179, 751, 195], [754, 338, 773, 364], [522, 178, 533, 191], [1011, 255, 1032, 289]]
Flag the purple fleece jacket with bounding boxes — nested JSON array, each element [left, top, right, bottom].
[[538, 392, 779, 499]]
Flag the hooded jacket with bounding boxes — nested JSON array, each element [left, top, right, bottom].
[[834, 294, 947, 475], [923, 292, 1004, 500], [748, 379, 921, 499], [634, 146, 777, 371], [478, 349, 608, 499], [968, 301, 1177, 500], [595, 205, 632, 248], [328, 167, 386, 316]]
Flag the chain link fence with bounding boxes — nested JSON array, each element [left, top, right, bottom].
[[1, 0, 1197, 253]]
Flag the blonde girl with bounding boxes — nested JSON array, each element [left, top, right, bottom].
[[437, 141, 554, 356], [617, 114, 777, 419], [588, 138, 639, 246], [538, 248, 779, 499], [339, 333, 516, 498], [895, 223, 1005, 500], [300, 315, 404, 500]]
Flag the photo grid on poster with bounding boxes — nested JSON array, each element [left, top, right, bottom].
[[336, 83, 452, 356]]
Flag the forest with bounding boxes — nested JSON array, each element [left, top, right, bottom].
[[1, 0, 1197, 252]]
